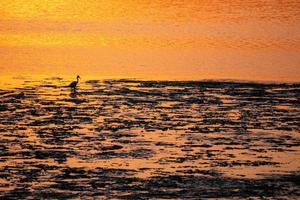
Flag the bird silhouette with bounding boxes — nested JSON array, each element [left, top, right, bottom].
[[69, 75, 80, 90]]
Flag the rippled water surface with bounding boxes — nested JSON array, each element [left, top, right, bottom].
[[1, 1, 300, 198], [0, 77, 300, 198], [0, 0, 300, 81]]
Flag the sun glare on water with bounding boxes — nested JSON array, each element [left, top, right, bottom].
[[0, 0, 300, 81]]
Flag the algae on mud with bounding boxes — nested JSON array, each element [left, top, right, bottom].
[[0, 77, 300, 199]]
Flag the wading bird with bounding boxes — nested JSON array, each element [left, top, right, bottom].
[[69, 75, 80, 90]]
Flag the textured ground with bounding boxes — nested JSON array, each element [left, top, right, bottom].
[[0, 78, 300, 199]]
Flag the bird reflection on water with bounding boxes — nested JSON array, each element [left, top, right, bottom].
[[70, 89, 78, 98]]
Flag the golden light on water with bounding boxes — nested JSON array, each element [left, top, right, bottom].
[[1, 2, 300, 198], [0, 0, 170, 21], [0, 0, 300, 81], [0, 33, 110, 47], [1, 0, 71, 19]]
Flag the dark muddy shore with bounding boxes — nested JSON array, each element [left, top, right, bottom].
[[0, 78, 300, 199]]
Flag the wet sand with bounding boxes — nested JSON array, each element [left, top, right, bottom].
[[0, 78, 300, 199]]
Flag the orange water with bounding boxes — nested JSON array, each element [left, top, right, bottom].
[[0, 0, 300, 82]]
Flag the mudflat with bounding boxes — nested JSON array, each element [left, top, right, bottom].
[[0, 78, 300, 199]]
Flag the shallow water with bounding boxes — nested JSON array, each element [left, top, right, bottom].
[[1, 0, 300, 81], [0, 78, 300, 198]]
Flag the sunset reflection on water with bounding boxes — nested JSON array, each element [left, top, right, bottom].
[[0, 0, 300, 81], [1, 1, 300, 198], [0, 77, 300, 198]]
